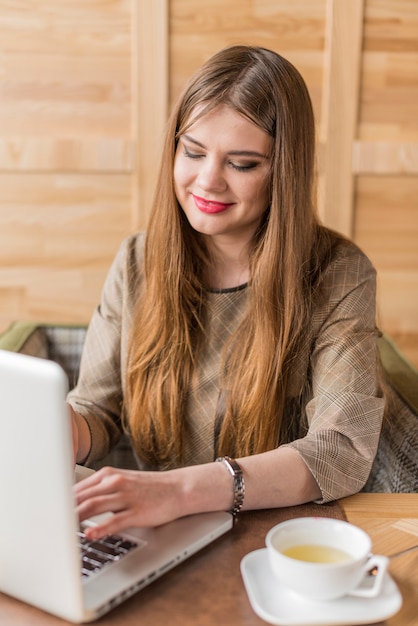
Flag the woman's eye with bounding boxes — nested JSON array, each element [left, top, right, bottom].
[[182, 145, 259, 172], [230, 161, 258, 172], [183, 147, 203, 160]]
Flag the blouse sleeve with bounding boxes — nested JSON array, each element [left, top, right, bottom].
[[67, 233, 144, 464], [285, 244, 385, 502]]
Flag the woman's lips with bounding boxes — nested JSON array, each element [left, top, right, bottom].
[[192, 194, 234, 214]]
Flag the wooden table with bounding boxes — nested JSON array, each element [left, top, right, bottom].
[[340, 493, 418, 626], [0, 493, 417, 626]]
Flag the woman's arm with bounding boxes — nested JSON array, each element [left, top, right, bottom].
[[74, 446, 320, 540], [287, 245, 385, 502], [68, 234, 145, 464], [70, 406, 92, 464]]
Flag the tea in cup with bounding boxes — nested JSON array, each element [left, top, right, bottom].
[[265, 517, 388, 601]]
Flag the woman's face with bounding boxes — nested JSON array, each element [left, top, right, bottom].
[[174, 104, 272, 249]]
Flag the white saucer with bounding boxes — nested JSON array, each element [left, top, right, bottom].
[[240, 549, 402, 626]]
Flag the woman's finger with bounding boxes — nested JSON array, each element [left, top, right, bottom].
[[75, 466, 127, 499]]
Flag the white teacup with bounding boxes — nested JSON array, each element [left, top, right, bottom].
[[265, 517, 388, 601]]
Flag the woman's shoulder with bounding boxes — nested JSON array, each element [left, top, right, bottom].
[[109, 231, 146, 276], [313, 230, 377, 309], [118, 231, 146, 260], [321, 228, 376, 279], [101, 232, 146, 299]]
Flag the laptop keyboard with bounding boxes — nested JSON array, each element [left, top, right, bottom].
[[78, 526, 139, 579]]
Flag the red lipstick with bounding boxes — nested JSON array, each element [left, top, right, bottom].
[[193, 194, 234, 214]]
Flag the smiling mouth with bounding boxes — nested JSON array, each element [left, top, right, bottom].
[[193, 194, 234, 214]]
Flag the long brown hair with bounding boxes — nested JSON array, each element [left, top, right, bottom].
[[125, 45, 335, 467]]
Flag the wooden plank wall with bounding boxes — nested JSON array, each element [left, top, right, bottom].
[[0, 0, 417, 367], [0, 0, 167, 327]]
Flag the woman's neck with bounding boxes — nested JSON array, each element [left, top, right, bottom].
[[208, 264, 249, 290], [204, 236, 250, 290]]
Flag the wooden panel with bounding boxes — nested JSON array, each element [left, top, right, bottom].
[[0, 0, 133, 329], [0, 0, 166, 329], [0, 4, 131, 139], [0, 288, 26, 330], [0, 173, 131, 325], [318, 0, 364, 236], [355, 176, 418, 271], [132, 0, 168, 228], [0, 173, 132, 263], [0, 138, 134, 172], [353, 141, 418, 174], [362, 0, 418, 53], [170, 0, 327, 118], [359, 51, 418, 141], [377, 272, 418, 331], [355, 175, 418, 362], [360, 0, 418, 139], [354, 0, 418, 365]]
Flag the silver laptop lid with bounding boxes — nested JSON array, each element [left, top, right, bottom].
[[0, 349, 85, 621]]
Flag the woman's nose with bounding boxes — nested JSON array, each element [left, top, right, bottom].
[[196, 158, 227, 192]]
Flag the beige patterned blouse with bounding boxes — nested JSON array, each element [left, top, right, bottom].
[[68, 232, 385, 503]]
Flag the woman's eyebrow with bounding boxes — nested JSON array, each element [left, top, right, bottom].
[[181, 134, 269, 159], [181, 134, 204, 147]]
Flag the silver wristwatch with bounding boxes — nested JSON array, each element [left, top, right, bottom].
[[216, 455, 245, 516]]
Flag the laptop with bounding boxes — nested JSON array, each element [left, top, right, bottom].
[[0, 349, 233, 622]]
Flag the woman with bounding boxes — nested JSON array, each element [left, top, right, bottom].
[[70, 45, 384, 539]]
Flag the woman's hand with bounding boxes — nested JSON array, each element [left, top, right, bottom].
[[74, 461, 236, 539], [74, 467, 188, 539]]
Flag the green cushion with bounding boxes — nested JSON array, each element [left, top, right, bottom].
[[364, 333, 418, 493], [0, 321, 42, 352], [0, 322, 87, 385], [378, 333, 418, 415]]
